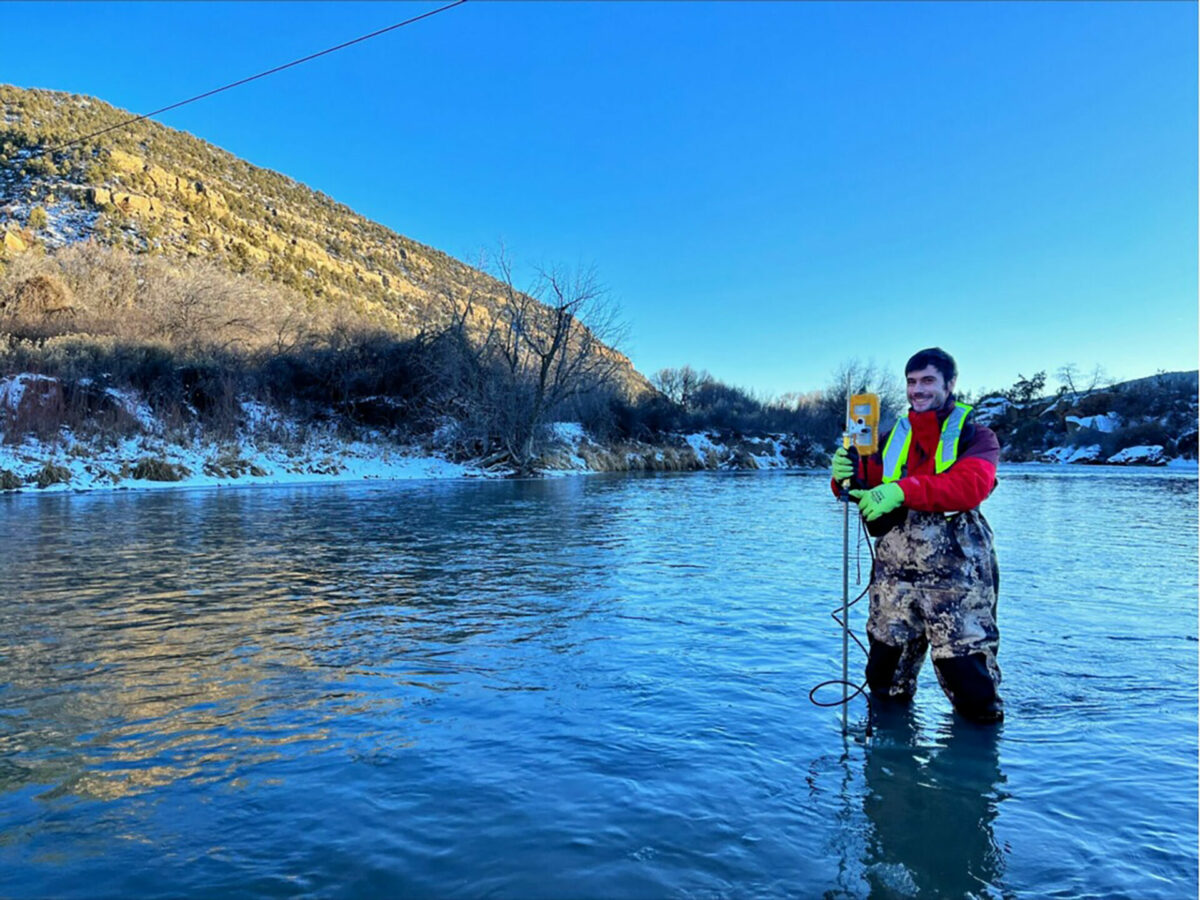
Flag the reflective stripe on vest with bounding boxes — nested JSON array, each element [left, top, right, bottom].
[[880, 401, 973, 483], [880, 418, 913, 483], [934, 402, 972, 474]]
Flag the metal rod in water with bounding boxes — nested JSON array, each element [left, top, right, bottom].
[[842, 482, 850, 733], [841, 373, 851, 734]]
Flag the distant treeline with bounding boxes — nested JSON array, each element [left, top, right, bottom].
[[1, 244, 1195, 468]]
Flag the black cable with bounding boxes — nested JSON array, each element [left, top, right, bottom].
[[32, 0, 469, 159], [809, 502, 876, 735]]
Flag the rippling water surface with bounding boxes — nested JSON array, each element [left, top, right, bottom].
[[1, 467, 1196, 898]]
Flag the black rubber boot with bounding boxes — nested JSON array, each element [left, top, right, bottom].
[[934, 653, 1004, 723], [865, 638, 913, 703]]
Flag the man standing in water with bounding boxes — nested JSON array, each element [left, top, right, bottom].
[[831, 348, 1004, 723]]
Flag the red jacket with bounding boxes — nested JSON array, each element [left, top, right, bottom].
[[832, 396, 999, 512]]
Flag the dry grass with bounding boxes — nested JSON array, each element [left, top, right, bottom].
[[130, 457, 190, 481], [33, 462, 72, 488], [203, 449, 267, 479], [564, 441, 710, 475]]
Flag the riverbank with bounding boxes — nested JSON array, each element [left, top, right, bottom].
[[0, 416, 824, 494], [1, 373, 1193, 494], [2, 424, 1193, 495]]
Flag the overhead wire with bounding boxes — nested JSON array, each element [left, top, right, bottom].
[[31, 0, 469, 159]]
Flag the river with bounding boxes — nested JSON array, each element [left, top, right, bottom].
[[1, 466, 1196, 898]]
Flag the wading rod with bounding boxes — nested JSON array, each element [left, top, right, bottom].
[[842, 469, 850, 734], [841, 373, 852, 734]]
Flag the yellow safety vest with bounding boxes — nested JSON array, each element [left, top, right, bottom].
[[880, 402, 973, 483]]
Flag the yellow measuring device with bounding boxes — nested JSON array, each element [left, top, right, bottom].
[[843, 393, 880, 456]]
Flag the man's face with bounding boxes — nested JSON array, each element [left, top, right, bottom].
[[906, 365, 956, 413]]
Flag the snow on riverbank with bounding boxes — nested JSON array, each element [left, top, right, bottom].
[[0, 421, 810, 495], [0, 411, 823, 495], [0, 429, 487, 494], [0, 372, 497, 494], [3, 415, 1193, 495], [1040, 442, 1193, 467]]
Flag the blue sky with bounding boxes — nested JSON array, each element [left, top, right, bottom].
[[3, 1, 1195, 397]]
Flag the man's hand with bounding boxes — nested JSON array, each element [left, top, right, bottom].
[[849, 483, 905, 521], [831, 446, 855, 483]]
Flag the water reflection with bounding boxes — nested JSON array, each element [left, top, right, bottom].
[[861, 708, 1007, 897], [0, 469, 1194, 899], [0, 479, 632, 805]]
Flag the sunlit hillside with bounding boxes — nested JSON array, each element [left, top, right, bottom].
[[0, 84, 647, 393]]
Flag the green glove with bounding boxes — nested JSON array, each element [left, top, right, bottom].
[[849, 483, 905, 521], [831, 446, 855, 482]]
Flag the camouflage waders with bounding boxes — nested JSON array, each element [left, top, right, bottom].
[[865, 507, 1003, 721]]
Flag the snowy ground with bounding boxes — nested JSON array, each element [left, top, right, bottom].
[[0, 373, 494, 493]]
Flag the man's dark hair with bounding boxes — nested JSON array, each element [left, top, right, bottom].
[[905, 347, 957, 384]]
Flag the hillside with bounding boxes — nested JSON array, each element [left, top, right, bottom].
[[974, 369, 1198, 465], [0, 84, 647, 394]]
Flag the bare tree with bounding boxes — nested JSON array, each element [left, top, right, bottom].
[[1056, 363, 1082, 402], [416, 281, 499, 454], [652, 365, 714, 411], [815, 358, 906, 441], [1057, 362, 1116, 400], [432, 249, 627, 473]]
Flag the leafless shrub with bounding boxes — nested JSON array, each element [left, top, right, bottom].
[[1, 243, 319, 353], [428, 249, 628, 473]]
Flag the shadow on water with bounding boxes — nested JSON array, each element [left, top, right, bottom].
[[855, 707, 1007, 899]]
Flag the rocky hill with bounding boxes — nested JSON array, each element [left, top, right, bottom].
[[974, 369, 1198, 466], [0, 84, 648, 394]]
